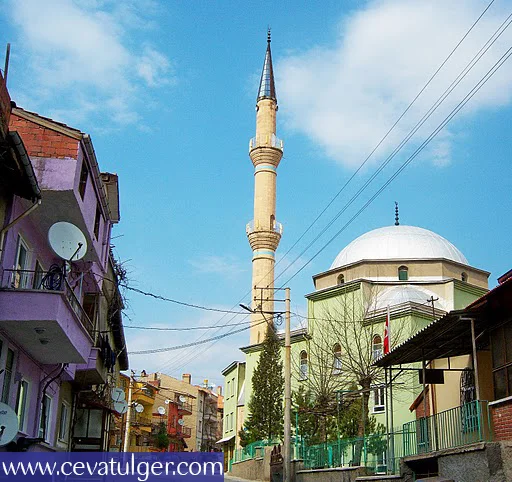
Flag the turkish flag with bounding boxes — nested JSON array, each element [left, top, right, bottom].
[[383, 306, 390, 355]]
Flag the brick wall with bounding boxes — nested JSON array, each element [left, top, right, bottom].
[[490, 399, 512, 441], [0, 72, 10, 138], [9, 113, 79, 159]]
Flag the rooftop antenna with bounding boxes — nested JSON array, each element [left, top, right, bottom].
[[395, 202, 399, 226], [4, 43, 10, 83]]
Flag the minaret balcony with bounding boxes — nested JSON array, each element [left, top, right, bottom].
[[246, 219, 283, 235], [249, 134, 283, 151]]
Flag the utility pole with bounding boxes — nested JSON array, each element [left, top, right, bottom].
[[122, 376, 134, 452], [284, 287, 291, 482]]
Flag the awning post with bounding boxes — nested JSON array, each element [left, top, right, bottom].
[[470, 318, 481, 400]]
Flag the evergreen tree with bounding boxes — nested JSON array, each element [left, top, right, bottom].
[[239, 325, 284, 446]]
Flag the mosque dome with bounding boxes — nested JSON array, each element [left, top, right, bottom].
[[330, 225, 468, 270], [374, 285, 449, 312]]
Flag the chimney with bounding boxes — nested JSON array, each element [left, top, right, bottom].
[[216, 386, 222, 396], [182, 374, 191, 384]]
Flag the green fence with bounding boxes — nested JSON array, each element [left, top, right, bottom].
[[301, 400, 491, 474], [402, 400, 491, 456], [231, 439, 280, 464]]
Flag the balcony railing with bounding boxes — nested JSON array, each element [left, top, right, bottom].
[[246, 220, 283, 235], [177, 401, 193, 414], [1, 268, 94, 336], [402, 400, 491, 456], [132, 415, 153, 426], [249, 134, 283, 151]]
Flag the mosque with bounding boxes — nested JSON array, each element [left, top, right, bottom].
[[219, 33, 489, 465]]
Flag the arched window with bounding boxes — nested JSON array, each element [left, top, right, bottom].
[[372, 335, 383, 361], [299, 351, 308, 380], [333, 343, 342, 374], [398, 265, 408, 281], [337, 274, 345, 285], [461, 272, 468, 282]]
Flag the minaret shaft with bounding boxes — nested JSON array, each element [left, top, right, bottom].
[[247, 36, 283, 345]]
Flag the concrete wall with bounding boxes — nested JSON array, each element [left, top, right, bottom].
[[230, 446, 272, 481], [296, 466, 370, 482], [401, 442, 512, 482]]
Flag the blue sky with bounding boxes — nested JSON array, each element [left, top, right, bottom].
[[2, 0, 512, 387]]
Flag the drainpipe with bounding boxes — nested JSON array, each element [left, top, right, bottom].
[[0, 199, 41, 257]]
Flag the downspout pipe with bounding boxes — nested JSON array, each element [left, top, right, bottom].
[[0, 198, 41, 255]]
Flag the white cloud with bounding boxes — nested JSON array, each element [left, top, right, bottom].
[[189, 255, 246, 278], [7, 0, 173, 127], [278, 0, 512, 168]]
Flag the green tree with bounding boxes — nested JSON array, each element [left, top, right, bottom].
[[240, 325, 284, 446]]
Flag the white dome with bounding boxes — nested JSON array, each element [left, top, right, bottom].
[[331, 225, 468, 269], [374, 285, 449, 311]]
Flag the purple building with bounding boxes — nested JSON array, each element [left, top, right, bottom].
[[0, 70, 128, 452]]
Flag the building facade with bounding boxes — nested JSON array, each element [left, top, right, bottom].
[[0, 71, 128, 452]]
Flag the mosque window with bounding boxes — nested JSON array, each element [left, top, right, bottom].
[[373, 387, 385, 413], [461, 272, 468, 282], [337, 274, 345, 285], [398, 265, 408, 281], [373, 335, 383, 361], [333, 344, 342, 375], [299, 351, 308, 380]]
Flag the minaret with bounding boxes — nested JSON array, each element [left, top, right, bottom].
[[246, 31, 283, 345]]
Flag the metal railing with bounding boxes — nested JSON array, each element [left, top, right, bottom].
[[231, 439, 280, 464], [246, 220, 283, 235], [300, 401, 491, 474], [402, 400, 491, 456], [249, 134, 283, 151], [1, 268, 94, 336], [177, 401, 193, 414]]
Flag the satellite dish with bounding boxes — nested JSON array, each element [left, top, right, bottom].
[[48, 222, 87, 261], [135, 404, 144, 413], [111, 388, 125, 402], [157, 406, 165, 415], [178, 419, 185, 426], [179, 395, 186, 403], [164, 399, 170, 405], [0, 403, 19, 446], [113, 400, 128, 415]]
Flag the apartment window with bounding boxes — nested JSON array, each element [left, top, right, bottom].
[[94, 206, 102, 239], [373, 335, 383, 361], [58, 402, 70, 443], [231, 377, 235, 397], [373, 387, 385, 413], [39, 394, 52, 442], [15, 380, 29, 432], [74, 408, 102, 439], [398, 265, 408, 281], [227, 380, 230, 398], [333, 344, 342, 375], [491, 322, 512, 400], [299, 351, 308, 380], [79, 160, 88, 199], [1, 348, 14, 403], [14, 235, 30, 288], [83, 293, 98, 326]]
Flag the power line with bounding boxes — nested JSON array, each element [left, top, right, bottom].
[[269, 0, 497, 283], [273, 8, 512, 287], [122, 285, 246, 315], [124, 320, 253, 331], [133, 1, 501, 372], [279, 43, 512, 287], [129, 317, 269, 355]]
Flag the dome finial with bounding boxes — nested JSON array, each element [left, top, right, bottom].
[[267, 27, 271, 43], [395, 202, 399, 226]]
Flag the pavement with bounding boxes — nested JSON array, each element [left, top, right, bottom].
[[224, 476, 263, 482]]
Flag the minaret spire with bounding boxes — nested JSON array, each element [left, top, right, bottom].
[[247, 32, 284, 345], [257, 28, 277, 103]]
